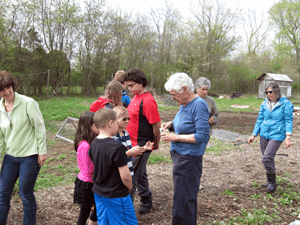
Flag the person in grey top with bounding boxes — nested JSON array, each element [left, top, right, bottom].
[[195, 77, 219, 137]]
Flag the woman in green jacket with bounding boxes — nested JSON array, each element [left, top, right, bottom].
[[0, 71, 47, 225]]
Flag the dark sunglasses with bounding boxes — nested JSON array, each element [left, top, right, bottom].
[[121, 117, 130, 122], [265, 91, 273, 94]]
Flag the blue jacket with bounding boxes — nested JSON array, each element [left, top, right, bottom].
[[252, 97, 293, 141], [122, 90, 131, 107]]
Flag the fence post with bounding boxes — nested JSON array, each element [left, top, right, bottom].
[[47, 70, 50, 98]]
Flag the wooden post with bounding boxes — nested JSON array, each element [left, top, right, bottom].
[[47, 70, 50, 98]]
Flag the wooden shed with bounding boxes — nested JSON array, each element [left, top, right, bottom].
[[256, 73, 293, 99]]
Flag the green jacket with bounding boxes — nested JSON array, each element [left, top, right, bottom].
[[0, 92, 47, 157]]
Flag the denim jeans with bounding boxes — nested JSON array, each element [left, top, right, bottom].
[[171, 150, 203, 225], [0, 154, 40, 225]]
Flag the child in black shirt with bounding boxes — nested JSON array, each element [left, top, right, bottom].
[[88, 108, 138, 225]]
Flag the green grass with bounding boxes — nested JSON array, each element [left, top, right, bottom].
[[222, 189, 235, 196], [10, 153, 78, 196], [148, 153, 172, 165], [214, 96, 300, 113], [37, 96, 96, 121], [206, 137, 235, 153], [253, 182, 260, 188]]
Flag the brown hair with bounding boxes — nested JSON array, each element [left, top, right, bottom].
[[123, 68, 148, 87], [74, 111, 96, 151], [105, 80, 123, 105], [94, 108, 117, 129], [114, 70, 126, 84], [0, 71, 18, 91], [266, 82, 282, 101]]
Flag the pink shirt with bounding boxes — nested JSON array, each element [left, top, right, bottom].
[[77, 140, 94, 183]]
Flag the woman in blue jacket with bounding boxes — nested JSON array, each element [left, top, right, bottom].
[[248, 82, 293, 193]]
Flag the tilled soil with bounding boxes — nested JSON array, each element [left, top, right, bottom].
[[5, 112, 300, 225]]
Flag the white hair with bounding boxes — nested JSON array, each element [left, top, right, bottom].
[[195, 77, 211, 90], [164, 72, 194, 93]]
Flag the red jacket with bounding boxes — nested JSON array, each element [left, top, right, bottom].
[[90, 97, 113, 112]]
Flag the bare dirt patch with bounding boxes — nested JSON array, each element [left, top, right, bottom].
[[5, 112, 300, 225]]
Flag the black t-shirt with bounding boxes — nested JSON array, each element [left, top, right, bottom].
[[88, 137, 129, 198]]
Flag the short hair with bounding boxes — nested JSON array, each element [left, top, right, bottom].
[[94, 108, 117, 129], [0, 71, 18, 91], [195, 77, 211, 90], [113, 106, 128, 119], [114, 70, 126, 84], [105, 80, 123, 103], [164, 72, 194, 93], [123, 68, 148, 87], [266, 82, 281, 101]]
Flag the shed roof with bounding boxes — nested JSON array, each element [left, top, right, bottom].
[[256, 73, 293, 82]]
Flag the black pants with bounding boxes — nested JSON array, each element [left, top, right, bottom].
[[77, 204, 97, 225]]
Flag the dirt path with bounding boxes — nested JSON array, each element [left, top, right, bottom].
[[6, 112, 300, 224]]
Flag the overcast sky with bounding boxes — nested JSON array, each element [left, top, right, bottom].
[[105, 0, 278, 18]]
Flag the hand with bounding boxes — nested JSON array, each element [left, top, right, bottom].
[[285, 138, 291, 149], [161, 121, 172, 130], [130, 146, 147, 156], [38, 154, 47, 167], [144, 141, 154, 150], [209, 117, 214, 124], [248, 136, 255, 144], [161, 133, 178, 143]]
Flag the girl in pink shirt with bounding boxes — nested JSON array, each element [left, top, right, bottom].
[[73, 111, 99, 225]]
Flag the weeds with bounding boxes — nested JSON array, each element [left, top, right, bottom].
[[222, 189, 235, 196], [206, 137, 235, 153], [148, 153, 172, 165], [253, 182, 259, 188], [249, 193, 262, 200]]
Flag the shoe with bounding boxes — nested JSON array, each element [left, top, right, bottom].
[[138, 201, 152, 214], [266, 173, 276, 193], [261, 181, 269, 187]]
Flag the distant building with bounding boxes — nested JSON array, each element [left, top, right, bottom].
[[256, 73, 293, 99]]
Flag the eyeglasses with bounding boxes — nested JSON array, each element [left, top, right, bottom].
[[171, 88, 183, 99], [265, 91, 273, 94], [121, 117, 130, 122], [127, 82, 136, 88]]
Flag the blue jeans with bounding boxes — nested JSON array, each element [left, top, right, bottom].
[[0, 154, 40, 225], [171, 150, 203, 225]]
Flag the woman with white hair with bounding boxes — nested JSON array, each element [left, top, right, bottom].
[[195, 77, 219, 137], [161, 72, 210, 225]]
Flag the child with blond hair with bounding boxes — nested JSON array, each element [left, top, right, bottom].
[[88, 108, 138, 224], [112, 106, 153, 179]]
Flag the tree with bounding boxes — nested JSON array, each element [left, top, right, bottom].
[[76, 0, 106, 95], [188, 0, 242, 80], [269, 0, 300, 73], [149, 2, 182, 91], [242, 8, 269, 55]]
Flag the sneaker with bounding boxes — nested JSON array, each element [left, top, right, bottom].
[[138, 202, 152, 214]]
